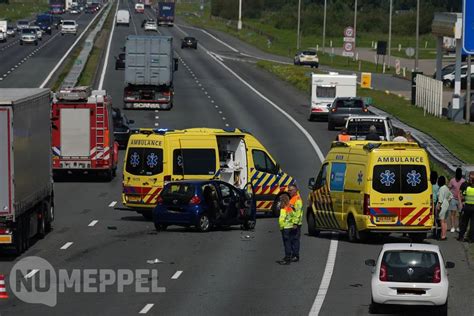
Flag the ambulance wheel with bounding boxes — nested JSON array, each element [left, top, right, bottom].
[[307, 210, 320, 237], [347, 216, 358, 242], [242, 219, 256, 230]]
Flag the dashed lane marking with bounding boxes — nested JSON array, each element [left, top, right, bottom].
[[88, 220, 99, 227], [108, 201, 117, 207], [139, 304, 154, 314], [171, 271, 183, 280], [60, 242, 73, 250]]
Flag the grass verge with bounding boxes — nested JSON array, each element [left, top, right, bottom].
[[256, 60, 474, 165], [77, 0, 115, 86], [0, 1, 48, 22]]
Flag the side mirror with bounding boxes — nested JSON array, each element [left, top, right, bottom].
[[128, 119, 135, 124], [174, 58, 179, 71], [308, 177, 316, 189], [445, 261, 455, 269], [327, 104, 331, 108], [274, 162, 280, 174], [365, 259, 376, 267]]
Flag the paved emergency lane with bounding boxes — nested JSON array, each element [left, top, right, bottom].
[[0, 11, 95, 88]]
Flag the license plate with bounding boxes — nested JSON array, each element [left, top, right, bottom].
[[128, 196, 141, 202], [376, 216, 397, 223]]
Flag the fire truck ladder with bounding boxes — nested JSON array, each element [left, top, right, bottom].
[[95, 100, 106, 160]]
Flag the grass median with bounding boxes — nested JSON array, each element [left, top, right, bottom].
[[256, 60, 474, 165], [0, 1, 48, 22]]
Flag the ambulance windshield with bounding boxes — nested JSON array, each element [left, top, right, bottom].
[[372, 165, 428, 194], [126, 148, 163, 176]]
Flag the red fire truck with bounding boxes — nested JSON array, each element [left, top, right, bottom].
[[51, 86, 119, 180]]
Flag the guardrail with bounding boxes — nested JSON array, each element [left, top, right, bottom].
[[60, 2, 112, 89], [415, 74, 443, 117]]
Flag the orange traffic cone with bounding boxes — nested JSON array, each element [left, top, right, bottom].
[[0, 274, 9, 299]]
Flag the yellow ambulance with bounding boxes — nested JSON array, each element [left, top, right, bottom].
[[307, 141, 433, 242], [122, 128, 295, 219]]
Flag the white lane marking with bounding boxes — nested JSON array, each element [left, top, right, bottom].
[[24, 269, 39, 279], [139, 304, 154, 314], [40, 6, 105, 88], [202, 41, 332, 314], [222, 117, 226, 120], [171, 270, 183, 280], [154, 123, 159, 126], [60, 242, 73, 250], [155, 116, 159, 119], [127, 0, 138, 35], [176, 24, 239, 53], [225, 123, 229, 127], [309, 233, 339, 316], [88, 220, 99, 227], [108, 201, 117, 207], [98, 0, 119, 90]]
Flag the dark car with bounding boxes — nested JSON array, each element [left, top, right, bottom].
[[85, 5, 96, 13], [115, 52, 125, 70], [112, 107, 134, 148], [153, 180, 256, 232], [327, 97, 369, 130], [181, 36, 197, 49]]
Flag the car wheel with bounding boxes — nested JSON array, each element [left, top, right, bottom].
[[154, 222, 167, 231], [308, 114, 314, 122], [369, 297, 383, 314], [61, 33, 64, 36], [328, 121, 335, 131], [35, 41, 38, 46], [242, 219, 256, 230], [197, 213, 211, 232], [140, 212, 153, 221], [194, 45, 197, 49], [307, 210, 320, 237]]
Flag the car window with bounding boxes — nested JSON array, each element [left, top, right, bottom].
[[218, 183, 233, 199], [316, 86, 336, 98], [173, 149, 216, 176], [161, 183, 195, 204], [372, 164, 428, 194], [347, 121, 385, 136], [335, 99, 364, 108], [315, 163, 328, 188], [382, 250, 440, 283], [303, 50, 316, 56], [252, 150, 277, 174], [63, 21, 75, 26], [126, 148, 163, 176]]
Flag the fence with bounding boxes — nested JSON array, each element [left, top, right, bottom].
[[415, 74, 443, 117]]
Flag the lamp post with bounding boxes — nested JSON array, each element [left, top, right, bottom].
[[322, 0, 327, 54], [354, 0, 357, 51], [237, 0, 242, 30], [388, 0, 392, 68], [297, 0, 301, 49], [415, 0, 420, 70]]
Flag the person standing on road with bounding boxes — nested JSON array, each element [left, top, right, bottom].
[[288, 184, 303, 262], [365, 125, 381, 141], [437, 176, 453, 241], [431, 171, 440, 239], [336, 127, 350, 142], [458, 172, 474, 242], [448, 168, 466, 233], [278, 195, 297, 265]]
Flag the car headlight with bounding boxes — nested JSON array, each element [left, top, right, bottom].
[[48, 26, 51, 29]]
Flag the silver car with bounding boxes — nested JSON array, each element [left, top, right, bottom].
[[29, 25, 43, 40], [20, 28, 38, 46]]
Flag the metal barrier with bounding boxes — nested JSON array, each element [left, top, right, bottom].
[[415, 74, 443, 117], [61, 2, 112, 89]]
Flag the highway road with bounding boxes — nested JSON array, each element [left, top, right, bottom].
[[0, 0, 473, 315], [0, 11, 95, 88]]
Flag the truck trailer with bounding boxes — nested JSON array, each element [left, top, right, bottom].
[[157, 1, 175, 26], [0, 89, 55, 255], [124, 35, 178, 110]]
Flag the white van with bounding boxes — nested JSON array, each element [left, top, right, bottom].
[[309, 72, 357, 121], [116, 10, 130, 26]]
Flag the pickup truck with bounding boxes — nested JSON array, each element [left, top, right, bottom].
[[345, 115, 394, 141]]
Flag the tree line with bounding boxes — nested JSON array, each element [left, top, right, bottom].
[[210, 0, 462, 35]]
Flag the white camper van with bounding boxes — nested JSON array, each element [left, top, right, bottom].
[[308, 72, 357, 121], [116, 10, 130, 26]]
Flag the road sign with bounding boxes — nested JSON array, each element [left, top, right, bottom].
[[344, 27, 354, 38], [463, 0, 474, 54], [361, 72, 371, 89], [395, 59, 401, 75], [343, 26, 355, 58], [405, 47, 415, 57]]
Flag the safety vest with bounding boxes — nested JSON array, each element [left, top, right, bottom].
[[338, 134, 350, 142], [279, 207, 297, 230], [465, 186, 474, 205], [290, 194, 304, 225]]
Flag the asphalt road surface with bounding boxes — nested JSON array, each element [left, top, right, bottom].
[[0, 1, 473, 315]]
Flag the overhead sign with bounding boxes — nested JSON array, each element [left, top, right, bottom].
[[361, 72, 371, 89], [343, 26, 355, 58], [463, 0, 474, 54]]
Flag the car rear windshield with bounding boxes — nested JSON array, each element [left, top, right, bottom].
[[382, 250, 440, 283], [335, 99, 364, 108], [63, 21, 75, 25], [22, 29, 35, 34], [372, 164, 428, 194], [18, 21, 29, 25], [347, 121, 385, 136], [316, 86, 336, 98], [173, 149, 216, 176], [126, 147, 163, 176], [161, 183, 195, 204], [302, 50, 317, 55]]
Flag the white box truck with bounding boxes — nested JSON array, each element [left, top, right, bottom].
[[0, 89, 54, 255], [308, 72, 357, 121]]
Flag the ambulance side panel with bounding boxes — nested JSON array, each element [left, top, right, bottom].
[[343, 161, 367, 230]]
